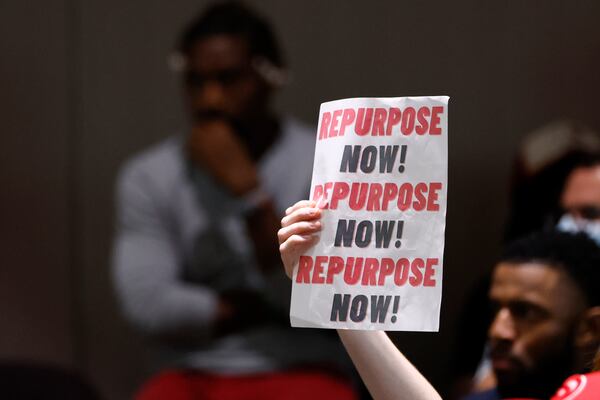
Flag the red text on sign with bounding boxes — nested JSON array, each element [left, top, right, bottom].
[[318, 106, 444, 140], [296, 255, 439, 287]]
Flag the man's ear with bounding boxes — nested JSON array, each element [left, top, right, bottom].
[[576, 306, 600, 349], [252, 57, 289, 88]]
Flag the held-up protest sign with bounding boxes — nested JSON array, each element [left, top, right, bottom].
[[290, 96, 448, 331]]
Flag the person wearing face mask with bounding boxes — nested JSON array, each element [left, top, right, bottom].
[[556, 154, 600, 245], [505, 121, 600, 242], [111, 2, 356, 399]]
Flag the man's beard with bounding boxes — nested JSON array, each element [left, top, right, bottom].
[[495, 341, 576, 399]]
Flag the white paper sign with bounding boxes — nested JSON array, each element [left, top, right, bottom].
[[290, 96, 448, 331]]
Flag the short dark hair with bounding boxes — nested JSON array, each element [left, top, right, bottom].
[[178, 1, 284, 67], [499, 230, 600, 306]]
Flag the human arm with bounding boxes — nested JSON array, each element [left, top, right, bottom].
[[278, 200, 442, 400], [187, 120, 282, 271], [338, 330, 442, 400], [112, 162, 238, 343]]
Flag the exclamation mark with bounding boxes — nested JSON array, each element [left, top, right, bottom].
[[394, 220, 404, 248], [397, 145, 408, 173], [391, 296, 400, 323]]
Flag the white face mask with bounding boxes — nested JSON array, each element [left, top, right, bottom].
[[556, 213, 600, 246]]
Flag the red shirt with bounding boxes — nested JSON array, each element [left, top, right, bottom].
[[550, 372, 600, 400]]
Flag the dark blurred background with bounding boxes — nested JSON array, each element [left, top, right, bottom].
[[2, 1, 600, 399]]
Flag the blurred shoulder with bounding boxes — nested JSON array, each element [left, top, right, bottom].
[[281, 116, 316, 150], [116, 136, 186, 194]]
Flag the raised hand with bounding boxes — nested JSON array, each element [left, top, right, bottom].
[[187, 119, 258, 196], [277, 200, 322, 278]]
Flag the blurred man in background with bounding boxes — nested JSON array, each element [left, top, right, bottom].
[[464, 231, 600, 400], [112, 2, 356, 399], [505, 120, 600, 241], [557, 154, 600, 245]]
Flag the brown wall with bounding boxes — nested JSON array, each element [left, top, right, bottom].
[[2, 1, 600, 399], [0, 1, 74, 366]]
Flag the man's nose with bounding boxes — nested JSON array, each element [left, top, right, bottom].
[[489, 307, 516, 341], [192, 80, 226, 111]]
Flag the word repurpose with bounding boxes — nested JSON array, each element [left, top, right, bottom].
[[296, 255, 439, 287], [319, 106, 444, 140], [313, 181, 442, 211]]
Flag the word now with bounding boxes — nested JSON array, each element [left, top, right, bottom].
[[313, 181, 442, 211], [319, 106, 444, 140], [340, 145, 407, 174], [334, 219, 403, 249], [297, 255, 438, 287], [330, 294, 401, 323]]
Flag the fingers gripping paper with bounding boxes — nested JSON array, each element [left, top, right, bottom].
[[290, 96, 448, 331]]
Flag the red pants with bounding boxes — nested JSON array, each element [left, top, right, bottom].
[[135, 369, 358, 400]]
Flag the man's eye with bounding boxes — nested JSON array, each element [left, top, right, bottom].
[[185, 73, 205, 88], [510, 302, 544, 321], [217, 70, 245, 86], [579, 206, 600, 220]]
